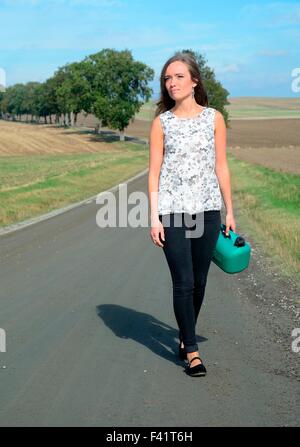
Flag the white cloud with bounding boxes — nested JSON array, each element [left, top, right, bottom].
[[0, 68, 6, 91], [1, 0, 44, 5], [217, 64, 240, 74], [72, 0, 124, 5], [240, 3, 262, 16], [2, 0, 124, 5], [280, 6, 300, 24], [178, 22, 217, 33], [239, 2, 300, 27], [257, 49, 288, 57], [200, 42, 241, 52]]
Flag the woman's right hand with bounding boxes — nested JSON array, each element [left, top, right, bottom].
[[150, 219, 165, 248]]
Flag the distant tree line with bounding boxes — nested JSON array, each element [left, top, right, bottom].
[[0, 48, 155, 140], [0, 48, 230, 138]]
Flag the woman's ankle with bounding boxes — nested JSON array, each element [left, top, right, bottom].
[[187, 351, 200, 361]]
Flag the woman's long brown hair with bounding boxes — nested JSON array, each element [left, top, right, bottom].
[[154, 52, 208, 117]]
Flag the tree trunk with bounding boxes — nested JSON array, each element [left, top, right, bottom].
[[74, 113, 78, 126], [94, 120, 102, 134], [119, 130, 125, 141], [70, 111, 74, 127]]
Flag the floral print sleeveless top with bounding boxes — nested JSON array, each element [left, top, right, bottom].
[[158, 107, 222, 215]]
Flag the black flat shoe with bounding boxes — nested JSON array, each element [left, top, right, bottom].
[[178, 343, 187, 360], [185, 356, 207, 377]]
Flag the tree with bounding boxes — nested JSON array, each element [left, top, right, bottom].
[[33, 83, 53, 124], [22, 82, 41, 122], [1, 84, 27, 120], [52, 67, 71, 126], [84, 48, 154, 140], [53, 61, 92, 126], [0, 49, 154, 137], [43, 77, 61, 124], [181, 49, 230, 126], [0, 91, 4, 117]]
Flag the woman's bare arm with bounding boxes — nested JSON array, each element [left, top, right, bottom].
[[148, 115, 164, 226], [214, 110, 233, 214]]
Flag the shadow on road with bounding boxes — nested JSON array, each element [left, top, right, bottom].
[[96, 304, 207, 366]]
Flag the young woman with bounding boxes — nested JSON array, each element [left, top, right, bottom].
[[148, 52, 236, 377]]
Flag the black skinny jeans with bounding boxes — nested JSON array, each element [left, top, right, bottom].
[[158, 210, 221, 353]]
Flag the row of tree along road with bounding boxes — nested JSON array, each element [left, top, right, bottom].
[[0, 49, 230, 140], [0, 49, 154, 141]]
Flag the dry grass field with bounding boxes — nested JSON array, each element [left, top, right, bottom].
[[225, 97, 300, 119], [0, 119, 149, 229], [74, 98, 300, 174], [0, 120, 127, 156], [81, 115, 300, 174], [0, 110, 299, 174]]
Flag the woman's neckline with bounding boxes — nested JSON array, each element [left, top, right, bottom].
[[169, 107, 207, 120]]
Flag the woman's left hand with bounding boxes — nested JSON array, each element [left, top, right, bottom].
[[225, 212, 236, 235]]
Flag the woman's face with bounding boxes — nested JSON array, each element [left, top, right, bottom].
[[164, 61, 197, 101]]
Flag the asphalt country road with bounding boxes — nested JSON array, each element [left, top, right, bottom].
[[0, 171, 299, 427]]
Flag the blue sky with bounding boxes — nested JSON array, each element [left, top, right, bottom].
[[0, 0, 300, 97]]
